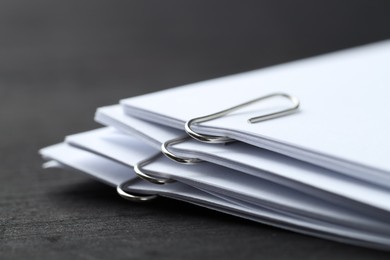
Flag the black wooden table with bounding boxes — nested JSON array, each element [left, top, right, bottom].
[[1, 1, 390, 259]]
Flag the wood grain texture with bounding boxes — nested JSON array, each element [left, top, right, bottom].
[[1, 1, 390, 259]]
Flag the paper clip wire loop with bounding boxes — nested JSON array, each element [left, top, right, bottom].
[[185, 92, 300, 144], [117, 153, 176, 202], [134, 153, 175, 185], [117, 179, 157, 202], [161, 136, 203, 164]]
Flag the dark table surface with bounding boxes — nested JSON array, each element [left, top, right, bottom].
[[1, 1, 390, 259]]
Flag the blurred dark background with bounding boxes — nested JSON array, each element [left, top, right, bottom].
[[1, 0, 390, 259]]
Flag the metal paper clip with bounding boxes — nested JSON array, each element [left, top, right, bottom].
[[185, 92, 300, 144], [133, 153, 175, 185], [116, 178, 158, 202], [161, 136, 203, 164], [116, 153, 175, 202]]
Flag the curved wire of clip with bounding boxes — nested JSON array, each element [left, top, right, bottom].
[[116, 178, 158, 202], [161, 135, 203, 164], [185, 92, 300, 144], [133, 153, 175, 185], [116, 153, 176, 202]]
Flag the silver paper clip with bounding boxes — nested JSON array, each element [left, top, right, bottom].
[[161, 136, 203, 164], [161, 93, 300, 164], [116, 153, 175, 201], [116, 178, 158, 202], [133, 153, 175, 185], [185, 92, 300, 144]]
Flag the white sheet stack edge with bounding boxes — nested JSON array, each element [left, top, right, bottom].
[[40, 40, 390, 250]]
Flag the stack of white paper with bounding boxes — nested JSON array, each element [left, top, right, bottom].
[[40, 40, 390, 250]]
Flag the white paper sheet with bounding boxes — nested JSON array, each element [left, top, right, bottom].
[[120, 40, 390, 186], [39, 142, 390, 249], [64, 128, 390, 232], [96, 105, 390, 213]]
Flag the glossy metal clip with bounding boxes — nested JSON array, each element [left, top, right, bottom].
[[185, 92, 300, 144], [116, 153, 176, 202], [116, 178, 158, 202], [161, 136, 203, 164]]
